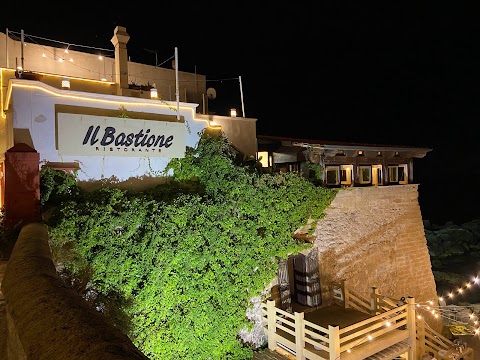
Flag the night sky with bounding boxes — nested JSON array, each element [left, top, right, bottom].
[[2, 2, 480, 225]]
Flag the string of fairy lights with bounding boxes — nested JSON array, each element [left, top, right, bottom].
[[413, 273, 480, 336], [301, 275, 480, 356], [6, 29, 242, 86], [7, 30, 114, 80]]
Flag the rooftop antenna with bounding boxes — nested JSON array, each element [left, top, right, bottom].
[[239, 75, 245, 117], [205, 87, 216, 115], [20, 29, 25, 71], [175, 47, 179, 120], [144, 48, 159, 66]]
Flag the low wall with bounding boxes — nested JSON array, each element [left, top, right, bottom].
[[1, 222, 149, 360]]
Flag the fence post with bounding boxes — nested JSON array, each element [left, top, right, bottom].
[[328, 325, 340, 360], [406, 296, 417, 360], [267, 300, 277, 351], [417, 315, 426, 356], [371, 287, 379, 315], [341, 279, 349, 309], [295, 312, 305, 360]]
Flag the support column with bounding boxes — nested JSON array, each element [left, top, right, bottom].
[[371, 287, 379, 315], [267, 300, 276, 351], [407, 296, 417, 360], [111, 26, 130, 95], [4, 143, 41, 228], [328, 325, 340, 360], [294, 312, 305, 360]]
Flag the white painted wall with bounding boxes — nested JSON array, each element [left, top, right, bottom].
[[9, 81, 207, 183]]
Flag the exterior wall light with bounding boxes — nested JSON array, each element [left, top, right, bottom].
[[62, 78, 71, 90], [230, 108, 237, 117], [150, 85, 158, 99]]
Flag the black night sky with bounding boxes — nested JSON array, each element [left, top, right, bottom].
[[2, 2, 480, 225]]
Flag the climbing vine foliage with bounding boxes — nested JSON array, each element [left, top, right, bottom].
[[43, 129, 337, 360]]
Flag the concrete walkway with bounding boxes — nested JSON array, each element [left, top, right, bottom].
[[0, 260, 8, 359]]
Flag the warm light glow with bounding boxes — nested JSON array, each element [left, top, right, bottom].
[[257, 151, 269, 168], [417, 315, 422, 319], [150, 87, 158, 99], [58, 58, 64, 63], [98, 55, 103, 60], [367, 335, 373, 341], [439, 296, 444, 302], [69, 58, 74, 63], [42, 53, 46, 58], [458, 288, 463, 294], [347, 349, 351, 353], [230, 108, 237, 117], [449, 292, 454, 298], [0, 69, 7, 119], [62, 78, 70, 89], [17, 65, 23, 71], [385, 321, 391, 327], [4, 80, 211, 129]]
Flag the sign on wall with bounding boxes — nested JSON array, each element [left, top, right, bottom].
[[57, 113, 185, 157]]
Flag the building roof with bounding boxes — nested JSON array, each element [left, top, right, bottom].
[[257, 135, 433, 159]]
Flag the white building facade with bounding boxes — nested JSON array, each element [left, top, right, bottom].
[[0, 26, 258, 205]]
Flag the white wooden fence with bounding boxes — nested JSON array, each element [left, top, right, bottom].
[[261, 281, 465, 360]]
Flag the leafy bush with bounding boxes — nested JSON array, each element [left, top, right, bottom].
[[40, 166, 81, 207], [44, 129, 337, 360]]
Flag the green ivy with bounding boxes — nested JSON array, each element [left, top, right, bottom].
[[44, 129, 338, 360], [40, 166, 81, 207]]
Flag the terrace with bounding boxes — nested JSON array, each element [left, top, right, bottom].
[[260, 281, 473, 360]]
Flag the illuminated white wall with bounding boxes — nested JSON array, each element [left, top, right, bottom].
[[8, 81, 207, 183]]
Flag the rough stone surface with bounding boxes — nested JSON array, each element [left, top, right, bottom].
[[313, 185, 441, 329], [1, 223, 149, 360]]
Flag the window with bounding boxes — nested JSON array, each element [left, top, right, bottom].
[[325, 166, 340, 185], [389, 166, 398, 182], [257, 151, 270, 168], [398, 164, 407, 184], [359, 166, 371, 184], [388, 164, 408, 184]]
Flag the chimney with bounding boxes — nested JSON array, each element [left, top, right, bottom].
[[110, 26, 130, 95]]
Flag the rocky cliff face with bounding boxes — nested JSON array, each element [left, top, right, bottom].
[[425, 219, 480, 303], [425, 219, 480, 268]]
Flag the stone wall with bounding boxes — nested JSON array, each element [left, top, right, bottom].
[[314, 185, 438, 305], [1, 223, 149, 360]]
